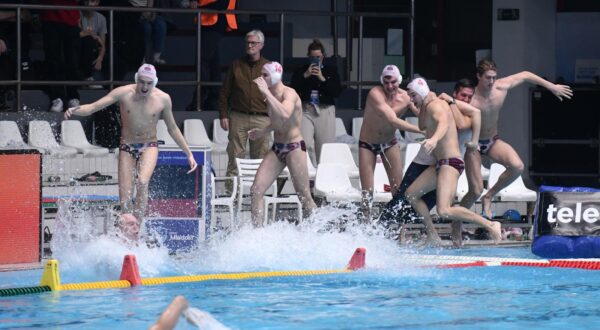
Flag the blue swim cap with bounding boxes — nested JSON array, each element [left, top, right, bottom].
[[503, 209, 521, 221]]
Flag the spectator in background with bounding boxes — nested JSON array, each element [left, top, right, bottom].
[[103, 0, 144, 80], [78, 0, 106, 89], [290, 39, 343, 166], [0, 5, 34, 110], [186, 0, 237, 111], [219, 29, 270, 183], [140, 0, 168, 65], [40, 0, 81, 112]]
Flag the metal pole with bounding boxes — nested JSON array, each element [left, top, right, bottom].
[[346, 0, 352, 79], [16, 7, 21, 111], [410, 0, 415, 78], [280, 13, 285, 64], [196, 10, 202, 111], [332, 0, 338, 57], [357, 15, 363, 110], [109, 10, 114, 89]]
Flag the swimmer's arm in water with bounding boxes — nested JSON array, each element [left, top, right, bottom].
[[254, 77, 295, 120], [499, 71, 573, 101], [454, 99, 481, 147], [369, 88, 422, 134], [64, 85, 128, 119], [149, 295, 189, 330], [161, 95, 198, 174]]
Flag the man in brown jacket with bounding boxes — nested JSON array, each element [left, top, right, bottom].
[[218, 29, 270, 179]]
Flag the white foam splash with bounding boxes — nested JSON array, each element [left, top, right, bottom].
[[50, 201, 419, 279], [183, 307, 230, 330]]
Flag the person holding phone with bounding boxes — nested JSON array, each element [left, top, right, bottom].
[[290, 39, 343, 167]]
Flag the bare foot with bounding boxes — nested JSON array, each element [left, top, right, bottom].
[[489, 221, 502, 244], [451, 221, 463, 247], [481, 194, 493, 219]]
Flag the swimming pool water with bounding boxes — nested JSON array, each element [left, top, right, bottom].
[[2, 246, 600, 330]]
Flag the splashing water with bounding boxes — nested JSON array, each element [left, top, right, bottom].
[[183, 307, 230, 330], [50, 200, 425, 281]]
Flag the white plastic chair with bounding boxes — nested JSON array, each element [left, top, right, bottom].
[[373, 162, 392, 203], [281, 154, 316, 181], [184, 119, 212, 147], [403, 142, 422, 174], [0, 120, 28, 149], [319, 143, 360, 179], [157, 119, 177, 147], [335, 117, 356, 144], [60, 120, 109, 156], [235, 158, 301, 223], [404, 117, 425, 143], [351, 117, 363, 140], [210, 175, 237, 229], [480, 165, 490, 181], [28, 120, 78, 157], [487, 163, 537, 202], [314, 163, 362, 203], [212, 118, 229, 153]]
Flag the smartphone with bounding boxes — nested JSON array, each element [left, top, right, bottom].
[[309, 56, 320, 66]]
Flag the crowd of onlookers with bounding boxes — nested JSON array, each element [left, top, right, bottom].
[[0, 0, 219, 112]]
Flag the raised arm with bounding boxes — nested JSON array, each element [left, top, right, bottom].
[[368, 89, 421, 133], [161, 95, 198, 173], [254, 77, 296, 120], [64, 86, 127, 119], [500, 71, 573, 101], [455, 99, 481, 146]]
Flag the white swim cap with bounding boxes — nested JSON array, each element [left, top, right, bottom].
[[135, 64, 158, 87], [407, 77, 430, 98], [380, 64, 402, 86], [263, 61, 283, 86]]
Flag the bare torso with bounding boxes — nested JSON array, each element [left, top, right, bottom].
[[360, 86, 410, 143], [420, 98, 461, 160], [118, 85, 168, 144], [269, 86, 304, 144], [470, 83, 509, 139]]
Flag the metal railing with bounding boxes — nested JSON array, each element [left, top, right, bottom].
[[0, 3, 414, 111]]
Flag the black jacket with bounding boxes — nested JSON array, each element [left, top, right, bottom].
[[290, 63, 343, 106]]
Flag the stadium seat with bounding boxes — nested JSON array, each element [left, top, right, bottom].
[[184, 119, 212, 147], [28, 120, 78, 157], [60, 120, 109, 157], [0, 120, 28, 149], [157, 119, 177, 147], [487, 163, 537, 202], [314, 163, 361, 203], [319, 143, 359, 179]]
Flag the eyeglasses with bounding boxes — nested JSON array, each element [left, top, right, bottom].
[[246, 41, 262, 47]]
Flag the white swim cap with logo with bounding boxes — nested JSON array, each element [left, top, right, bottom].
[[135, 64, 158, 87], [407, 77, 430, 98], [263, 61, 283, 86], [380, 64, 402, 86]]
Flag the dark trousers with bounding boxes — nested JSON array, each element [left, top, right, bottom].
[[379, 162, 437, 225], [80, 36, 100, 78], [42, 21, 81, 101]]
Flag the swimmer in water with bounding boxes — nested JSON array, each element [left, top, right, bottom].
[[64, 64, 197, 240]]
